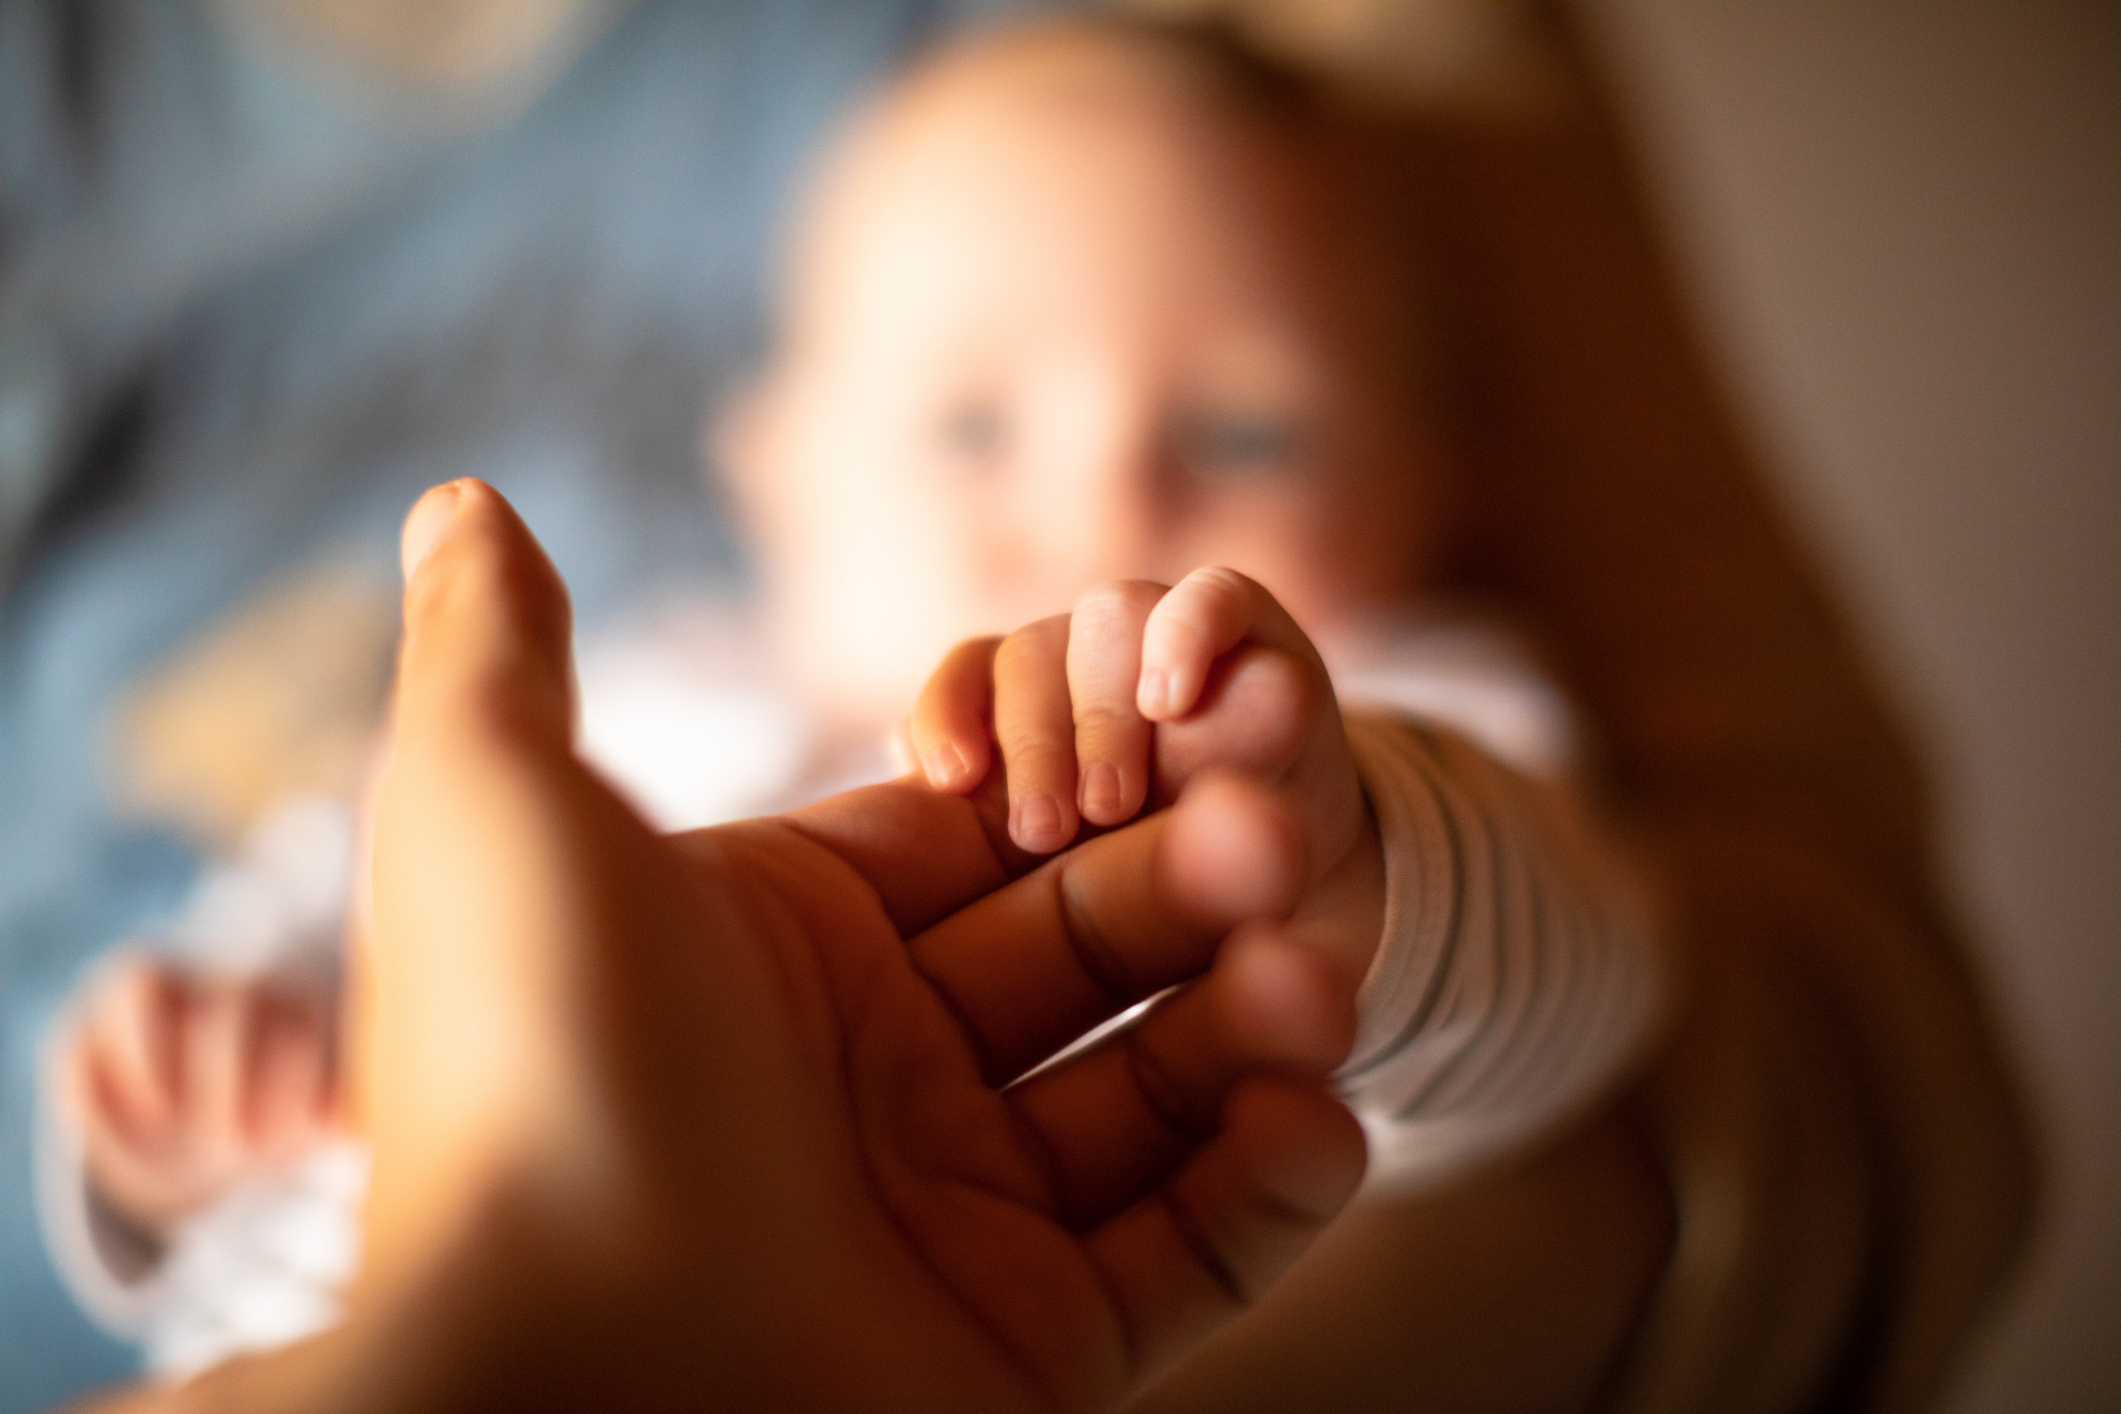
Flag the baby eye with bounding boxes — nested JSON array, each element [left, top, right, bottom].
[[934, 398, 1009, 474], [1170, 409, 1308, 481]]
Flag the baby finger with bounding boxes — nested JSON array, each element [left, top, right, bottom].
[[994, 614, 1081, 853], [1068, 580, 1165, 827], [1138, 567, 1320, 722], [908, 636, 1001, 793]]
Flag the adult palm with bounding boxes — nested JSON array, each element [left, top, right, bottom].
[[312, 480, 1366, 1414]]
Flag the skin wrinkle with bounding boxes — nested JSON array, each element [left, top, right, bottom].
[[1052, 854, 1151, 1018], [775, 805, 1010, 938], [890, 1183, 1065, 1414], [1001, 1092, 1075, 1229], [1156, 1186, 1248, 1308], [1240, 1167, 1341, 1233], [720, 823, 869, 1084], [1120, 1019, 1215, 1145], [860, 1099, 1107, 1414], [737, 783, 1339, 1401], [1080, 1218, 1146, 1379], [58, 19, 1692, 1403], [913, 948, 1013, 1095], [699, 827, 1083, 1412], [733, 818, 1074, 1233], [62, 466, 1385, 1410], [997, 618, 1085, 845], [799, 803, 1039, 1095], [648, 827, 869, 1202]]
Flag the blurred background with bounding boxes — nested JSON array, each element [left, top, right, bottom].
[[0, 0, 2112, 1409], [1587, 4, 2118, 1409]]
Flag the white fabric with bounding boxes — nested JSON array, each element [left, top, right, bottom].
[[34, 799, 359, 1377], [140, 1142, 369, 1379], [574, 611, 812, 833]]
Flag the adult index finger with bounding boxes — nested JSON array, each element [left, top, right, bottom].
[[906, 774, 1307, 1085]]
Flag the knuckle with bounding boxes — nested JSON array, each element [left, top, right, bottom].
[[1217, 651, 1319, 764], [944, 635, 1002, 673], [1006, 736, 1076, 776], [1153, 568, 1262, 650], [1260, 657, 1326, 755], [1073, 578, 1165, 630], [993, 629, 1034, 674], [1185, 565, 1264, 613], [1274, 650, 1334, 722], [1071, 701, 1138, 737], [994, 615, 1067, 673], [1147, 602, 1214, 656]]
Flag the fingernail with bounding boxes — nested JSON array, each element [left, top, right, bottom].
[[1081, 762, 1124, 821], [1139, 669, 1171, 718], [1014, 792, 1067, 853], [925, 743, 967, 790], [1141, 667, 1195, 719], [401, 481, 466, 583]]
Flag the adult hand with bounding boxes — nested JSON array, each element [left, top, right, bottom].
[[150, 479, 1363, 1414]]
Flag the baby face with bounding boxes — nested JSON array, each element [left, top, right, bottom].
[[730, 35, 1440, 727]]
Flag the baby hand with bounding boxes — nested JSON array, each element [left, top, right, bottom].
[[61, 957, 340, 1235], [903, 568, 1385, 984]]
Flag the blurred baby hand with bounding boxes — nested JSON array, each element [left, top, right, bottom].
[[61, 957, 338, 1236], [905, 567, 1386, 985]]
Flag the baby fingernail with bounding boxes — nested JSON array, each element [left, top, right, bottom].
[[1082, 762, 1124, 821], [925, 743, 967, 789], [1139, 669, 1171, 717], [1015, 792, 1067, 853]]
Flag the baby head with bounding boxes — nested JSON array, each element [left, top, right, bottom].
[[723, 16, 1448, 728]]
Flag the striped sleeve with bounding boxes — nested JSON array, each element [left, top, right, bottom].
[[1335, 712, 1668, 1187]]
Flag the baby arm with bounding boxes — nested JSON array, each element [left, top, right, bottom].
[[906, 570, 1665, 1185]]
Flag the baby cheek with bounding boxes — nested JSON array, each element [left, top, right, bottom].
[[1271, 482, 1430, 625], [798, 477, 994, 714], [1160, 512, 1351, 636]]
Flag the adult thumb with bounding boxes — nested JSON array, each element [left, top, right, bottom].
[[355, 480, 584, 1288], [393, 478, 575, 761]]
